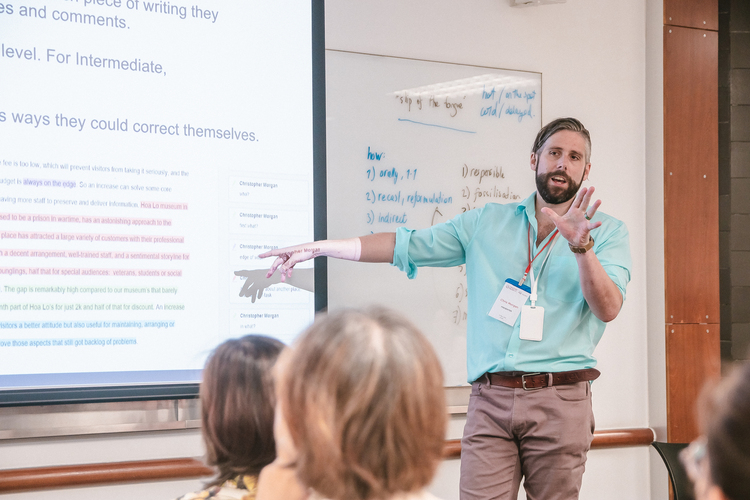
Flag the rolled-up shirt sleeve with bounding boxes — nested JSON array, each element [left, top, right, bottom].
[[596, 220, 632, 301], [392, 207, 483, 279]]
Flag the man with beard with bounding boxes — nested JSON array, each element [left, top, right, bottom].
[[260, 117, 631, 500]]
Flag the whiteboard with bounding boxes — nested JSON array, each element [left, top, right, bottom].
[[326, 51, 542, 386]]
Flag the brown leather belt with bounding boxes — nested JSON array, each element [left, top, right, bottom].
[[486, 369, 600, 391]]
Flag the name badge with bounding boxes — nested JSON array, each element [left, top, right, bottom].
[[519, 305, 544, 341], [488, 279, 531, 326]]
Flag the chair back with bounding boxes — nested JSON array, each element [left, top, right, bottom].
[[651, 441, 695, 500]]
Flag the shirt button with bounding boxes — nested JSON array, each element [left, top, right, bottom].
[[509, 354, 514, 357]]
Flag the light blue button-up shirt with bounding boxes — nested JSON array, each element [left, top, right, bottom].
[[392, 192, 631, 383]]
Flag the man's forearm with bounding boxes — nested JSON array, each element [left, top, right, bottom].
[[575, 251, 623, 322], [359, 232, 396, 263], [259, 233, 396, 280]]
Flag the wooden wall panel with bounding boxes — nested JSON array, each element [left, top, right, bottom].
[[666, 324, 720, 442], [664, 0, 718, 30], [0, 430, 656, 493], [664, 26, 719, 324]]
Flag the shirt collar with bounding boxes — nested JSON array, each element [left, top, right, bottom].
[[516, 192, 537, 214], [516, 192, 538, 230], [516, 191, 536, 216]]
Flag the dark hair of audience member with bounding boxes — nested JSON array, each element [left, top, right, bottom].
[[277, 307, 447, 500], [201, 334, 284, 487], [699, 361, 750, 500]]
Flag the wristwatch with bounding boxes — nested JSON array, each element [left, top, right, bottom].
[[569, 236, 595, 254]]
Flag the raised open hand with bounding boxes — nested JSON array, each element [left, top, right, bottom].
[[541, 186, 602, 247]]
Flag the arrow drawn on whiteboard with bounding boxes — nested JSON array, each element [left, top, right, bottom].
[[431, 207, 443, 225], [397, 118, 476, 134]]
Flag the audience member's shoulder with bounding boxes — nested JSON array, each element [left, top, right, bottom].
[[176, 475, 258, 500], [256, 462, 307, 500]]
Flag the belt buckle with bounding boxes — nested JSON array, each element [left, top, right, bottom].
[[521, 372, 543, 391]]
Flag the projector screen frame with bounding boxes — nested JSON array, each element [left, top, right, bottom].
[[0, 0, 328, 409]]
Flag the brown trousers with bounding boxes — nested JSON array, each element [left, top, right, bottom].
[[459, 376, 595, 500]]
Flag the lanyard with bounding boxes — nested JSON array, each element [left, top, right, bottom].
[[529, 235, 558, 306], [519, 224, 558, 286]]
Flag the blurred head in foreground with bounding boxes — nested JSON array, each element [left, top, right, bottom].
[[201, 334, 284, 486], [275, 307, 447, 500], [682, 361, 750, 500]]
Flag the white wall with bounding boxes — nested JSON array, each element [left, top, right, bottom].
[[0, 1, 667, 499], [645, 0, 668, 498]]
